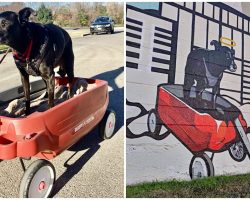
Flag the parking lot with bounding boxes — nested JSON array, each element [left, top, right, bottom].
[[0, 27, 124, 198]]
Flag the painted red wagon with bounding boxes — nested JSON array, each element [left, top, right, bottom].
[[147, 84, 250, 179], [0, 77, 116, 197]]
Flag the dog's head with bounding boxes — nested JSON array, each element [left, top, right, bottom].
[[0, 7, 36, 45], [210, 40, 237, 72]]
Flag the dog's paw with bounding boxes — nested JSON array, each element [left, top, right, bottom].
[[55, 85, 67, 99], [73, 79, 88, 95], [5, 99, 25, 116]]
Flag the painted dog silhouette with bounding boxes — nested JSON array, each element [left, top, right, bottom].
[[183, 40, 237, 108]]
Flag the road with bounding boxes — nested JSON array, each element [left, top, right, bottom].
[[0, 28, 124, 197]]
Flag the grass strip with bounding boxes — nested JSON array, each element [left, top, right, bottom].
[[127, 174, 250, 198]]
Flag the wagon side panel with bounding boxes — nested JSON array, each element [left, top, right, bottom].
[[42, 83, 108, 152], [157, 87, 214, 152]]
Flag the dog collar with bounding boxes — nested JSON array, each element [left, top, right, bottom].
[[12, 39, 33, 62]]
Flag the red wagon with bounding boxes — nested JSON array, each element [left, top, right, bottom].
[[0, 77, 116, 197], [147, 84, 250, 179]]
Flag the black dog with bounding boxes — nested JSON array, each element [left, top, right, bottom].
[[183, 40, 237, 108], [0, 7, 74, 115]]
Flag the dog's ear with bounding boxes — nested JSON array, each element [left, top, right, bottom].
[[18, 7, 36, 25], [210, 40, 221, 51]]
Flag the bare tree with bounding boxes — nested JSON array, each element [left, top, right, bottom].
[[54, 6, 72, 27], [107, 2, 124, 25], [0, 2, 25, 12], [0, 2, 124, 28]]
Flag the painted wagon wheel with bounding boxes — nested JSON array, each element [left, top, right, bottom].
[[126, 99, 170, 140], [147, 109, 162, 135], [229, 140, 247, 162], [189, 153, 214, 179]]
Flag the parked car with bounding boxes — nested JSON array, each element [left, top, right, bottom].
[[90, 16, 115, 35]]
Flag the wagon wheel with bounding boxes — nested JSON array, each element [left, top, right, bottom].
[[189, 153, 214, 179], [229, 141, 247, 162], [147, 109, 162, 135], [19, 159, 56, 198], [99, 110, 116, 140]]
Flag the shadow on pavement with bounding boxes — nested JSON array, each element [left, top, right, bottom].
[[92, 66, 124, 131], [51, 128, 101, 197], [52, 66, 124, 196]]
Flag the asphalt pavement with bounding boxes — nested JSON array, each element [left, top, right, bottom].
[[0, 27, 124, 198]]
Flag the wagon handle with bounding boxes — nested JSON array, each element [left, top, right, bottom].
[[246, 127, 250, 134]]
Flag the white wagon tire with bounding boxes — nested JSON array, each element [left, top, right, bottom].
[[99, 110, 116, 139], [189, 153, 214, 179], [19, 159, 56, 198]]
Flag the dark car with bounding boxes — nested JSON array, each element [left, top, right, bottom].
[[90, 16, 115, 35]]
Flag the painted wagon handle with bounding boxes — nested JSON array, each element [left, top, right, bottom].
[[126, 99, 170, 140], [220, 37, 236, 47], [235, 118, 250, 158]]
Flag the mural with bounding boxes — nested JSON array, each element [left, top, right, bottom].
[[126, 2, 250, 184]]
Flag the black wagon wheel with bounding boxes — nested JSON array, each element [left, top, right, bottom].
[[19, 159, 56, 198], [229, 140, 247, 162], [99, 109, 116, 140], [147, 109, 162, 135], [189, 153, 214, 179]]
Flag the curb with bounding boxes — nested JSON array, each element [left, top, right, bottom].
[[83, 33, 90, 37], [0, 49, 10, 55]]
